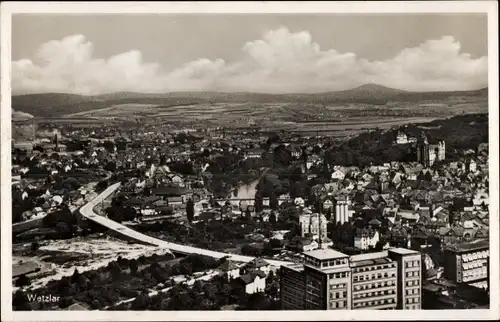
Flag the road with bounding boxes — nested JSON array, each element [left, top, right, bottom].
[[80, 182, 293, 267]]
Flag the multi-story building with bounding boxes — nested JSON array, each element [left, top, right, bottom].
[[417, 135, 446, 167], [280, 248, 422, 310], [299, 212, 328, 241], [280, 263, 306, 310], [388, 248, 422, 310], [443, 240, 489, 288], [350, 252, 399, 310], [303, 249, 352, 310]]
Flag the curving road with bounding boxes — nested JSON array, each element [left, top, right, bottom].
[[80, 183, 293, 267]]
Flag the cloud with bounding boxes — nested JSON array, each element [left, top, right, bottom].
[[12, 28, 488, 94]]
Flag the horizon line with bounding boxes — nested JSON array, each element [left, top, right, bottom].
[[11, 83, 489, 97]]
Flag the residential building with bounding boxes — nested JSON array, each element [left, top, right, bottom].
[[244, 149, 264, 160], [354, 228, 380, 250], [299, 213, 328, 241], [443, 240, 489, 287], [235, 271, 267, 294], [395, 132, 409, 144], [217, 260, 241, 281]]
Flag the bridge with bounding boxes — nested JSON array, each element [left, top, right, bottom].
[[80, 183, 293, 267]]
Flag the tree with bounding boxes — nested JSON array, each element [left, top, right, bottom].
[[270, 193, 279, 210], [95, 180, 108, 193], [30, 241, 40, 252], [245, 208, 252, 221], [269, 212, 277, 224], [241, 244, 262, 256], [15, 274, 31, 287], [131, 293, 150, 310], [55, 222, 72, 238], [129, 259, 139, 275], [254, 193, 263, 213], [186, 198, 195, 222], [13, 290, 31, 311], [71, 268, 80, 284]]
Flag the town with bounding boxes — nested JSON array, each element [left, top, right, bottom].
[[11, 112, 490, 311]]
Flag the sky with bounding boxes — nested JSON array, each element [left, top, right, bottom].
[[11, 14, 489, 95]]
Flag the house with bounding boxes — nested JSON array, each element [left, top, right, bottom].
[[244, 149, 264, 160], [294, 197, 305, 207], [395, 132, 409, 144], [286, 236, 319, 252], [241, 257, 271, 276], [323, 199, 334, 211], [353, 228, 380, 250], [331, 169, 346, 181], [217, 259, 241, 281], [234, 271, 267, 294], [399, 209, 420, 226]]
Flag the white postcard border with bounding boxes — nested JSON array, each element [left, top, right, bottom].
[[1, 1, 498, 321]]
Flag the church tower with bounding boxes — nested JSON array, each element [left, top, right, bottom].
[[417, 133, 430, 167]]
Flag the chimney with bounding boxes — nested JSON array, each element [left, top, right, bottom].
[[55, 132, 58, 149]]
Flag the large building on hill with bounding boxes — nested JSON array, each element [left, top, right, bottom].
[[280, 248, 422, 310], [417, 134, 446, 167]]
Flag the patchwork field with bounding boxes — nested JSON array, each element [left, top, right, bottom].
[[13, 84, 487, 138]]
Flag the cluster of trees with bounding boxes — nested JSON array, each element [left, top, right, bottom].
[[41, 205, 79, 239], [134, 217, 275, 253], [117, 271, 280, 311], [95, 180, 109, 193], [322, 113, 488, 168], [13, 253, 220, 311]]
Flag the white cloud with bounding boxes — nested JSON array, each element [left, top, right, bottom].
[[12, 28, 488, 95]]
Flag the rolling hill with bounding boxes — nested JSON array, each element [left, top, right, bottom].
[[12, 84, 488, 118]]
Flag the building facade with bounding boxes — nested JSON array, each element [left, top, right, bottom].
[[350, 252, 399, 310], [299, 213, 328, 241], [280, 248, 422, 310], [387, 248, 422, 310], [334, 198, 352, 225], [417, 135, 446, 167], [443, 240, 489, 287]]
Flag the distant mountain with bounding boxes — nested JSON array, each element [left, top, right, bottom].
[[12, 84, 488, 118]]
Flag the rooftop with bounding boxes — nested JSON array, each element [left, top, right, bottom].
[[304, 248, 348, 261], [445, 239, 489, 253], [350, 251, 389, 262], [285, 263, 305, 273], [388, 247, 420, 256]]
